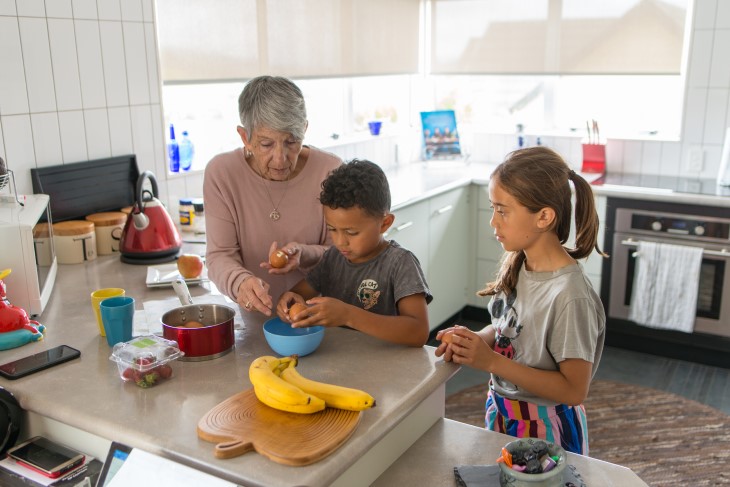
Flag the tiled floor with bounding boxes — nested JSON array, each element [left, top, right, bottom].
[[438, 339, 730, 415]]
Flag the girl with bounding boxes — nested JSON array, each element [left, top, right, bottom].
[[435, 146, 606, 455]]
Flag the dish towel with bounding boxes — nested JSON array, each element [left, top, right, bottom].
[[628, 241, 702, 333]]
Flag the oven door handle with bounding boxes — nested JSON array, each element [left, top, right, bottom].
[[620, 239, 730, 259]]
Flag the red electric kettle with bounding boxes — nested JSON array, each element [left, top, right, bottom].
[[119, 171, 182, 264]]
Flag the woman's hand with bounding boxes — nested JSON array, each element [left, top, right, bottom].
[[261, 241, 301, 274], [237, 276, 273, 316], [290, 297, 349, 329]]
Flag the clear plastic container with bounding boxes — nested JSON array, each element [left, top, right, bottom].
[[109, 335, 184, 388], [179, 130, 194, 171]]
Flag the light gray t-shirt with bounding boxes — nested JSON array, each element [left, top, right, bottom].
[[306, 240, 432, 315], [488, 263, 605, 406]]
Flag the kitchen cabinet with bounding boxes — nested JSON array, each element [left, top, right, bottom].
[[389, 187, 470, 331], [427, 187, 470, 329]]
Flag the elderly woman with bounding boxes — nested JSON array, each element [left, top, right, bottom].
[[204, 76, 342, 316]]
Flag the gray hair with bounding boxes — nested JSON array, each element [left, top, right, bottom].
[[238, 76, 307, 141]]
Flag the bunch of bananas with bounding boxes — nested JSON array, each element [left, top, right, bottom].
[[248, 355, 376, 414]]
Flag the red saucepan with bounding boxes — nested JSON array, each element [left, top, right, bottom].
[[161, 304, 235, 361]]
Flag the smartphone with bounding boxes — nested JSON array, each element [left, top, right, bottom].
[[0, 345, 81, 380], [7, 436, 85, 479]]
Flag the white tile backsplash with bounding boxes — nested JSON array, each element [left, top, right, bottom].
[[120, 0, 143, 22], [144, 23, 161, 105], [17, 0, 45, 17], [71, 0, 97, 19], [97, 0, 121, 20], [130, 105, 155, 167], [0, 17, 30, 116], [45, 0, 72, 18], [717, 1, 730, 28], [704, 88, 730, 145], [683, 87, 708, 144], [693, 0, 719, 30], [123, 22, 150, 105], [622, 140, 644, 174], [31, 112, 62, 166], [75, 19, 107, 109], [641, 141, 662, 175], [709, 29, 730, 87], [660, 141, 681, 177], [108, 106, 133, 155], [48, 18, 83, 111], [99, 21, 129, 107], [84, 108, 112, 159], [2, 115, 35, 193], [57, 110, 88, 163], [0, 0, 16, 15], [142, 0, 154, 22], [19, 17, 57, 113], [687, 29, 713, 88]]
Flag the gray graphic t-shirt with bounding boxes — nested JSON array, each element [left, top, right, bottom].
[[488, 263, 605, 406], [306, 240, 432, 315]]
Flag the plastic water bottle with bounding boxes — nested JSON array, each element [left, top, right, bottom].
[[168, 124, 180, 173], [179, 130, 194, 171]]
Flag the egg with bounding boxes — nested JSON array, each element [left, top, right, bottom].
[[288, 303, 308, 321], [269, 249, 289, 268], [441, 330, 455, 344]]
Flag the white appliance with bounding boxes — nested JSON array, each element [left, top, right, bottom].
[[0, 194, 57, 317]]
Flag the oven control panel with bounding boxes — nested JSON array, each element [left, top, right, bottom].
[[617, 209, 730, 242]]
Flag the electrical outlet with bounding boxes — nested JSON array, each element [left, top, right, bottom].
[[687, 146, 704, 172]]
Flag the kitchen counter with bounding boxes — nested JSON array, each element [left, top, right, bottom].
[[0, 253, 458, 487], [374, 419, 649, 486]]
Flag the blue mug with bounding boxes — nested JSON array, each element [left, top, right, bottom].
[[100, 296, 135, 347], [368, 121, 382, 136]]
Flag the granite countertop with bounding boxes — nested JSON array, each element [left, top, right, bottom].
[[0, 254, 458, 487]]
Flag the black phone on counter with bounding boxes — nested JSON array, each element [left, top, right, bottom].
[[0, 345, 80, 380], [7, 436, 85, 479]]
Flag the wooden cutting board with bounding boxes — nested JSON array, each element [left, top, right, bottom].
[[197, 388, 362, 465]]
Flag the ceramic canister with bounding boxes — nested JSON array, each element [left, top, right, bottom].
[[85, 211, 127, 255], [32, 222, 53, 267], [53, 220, 97, 264]]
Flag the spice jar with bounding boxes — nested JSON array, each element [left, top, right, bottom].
[[53, 220, 97, 264], [86, 211, 127, 255]]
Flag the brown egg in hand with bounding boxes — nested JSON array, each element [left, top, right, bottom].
[[288, 303, 308, 321], [440, 330, 455, 344], [269, 249, 289, 268]]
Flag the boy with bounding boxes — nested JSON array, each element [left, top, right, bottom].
[[275, 159, 431, 347]]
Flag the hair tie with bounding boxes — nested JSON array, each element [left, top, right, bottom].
[[569, 169, 576, 179]]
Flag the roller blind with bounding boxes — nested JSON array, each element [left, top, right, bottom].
[[156, 0, 421, 83], [430, 0, 688, 75]]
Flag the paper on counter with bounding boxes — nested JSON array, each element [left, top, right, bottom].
[[135, 294, 243, 336], [107, 448, 235, 487]]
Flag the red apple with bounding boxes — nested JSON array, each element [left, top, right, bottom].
[[177, 254, 204, 279]]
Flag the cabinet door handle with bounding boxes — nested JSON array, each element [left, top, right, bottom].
[[395, 221, 414, 232], [435, 205, 453, 215]]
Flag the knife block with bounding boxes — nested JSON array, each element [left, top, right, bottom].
[[582, 144, 606, 175]]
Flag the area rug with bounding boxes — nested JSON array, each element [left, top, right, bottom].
[[445, 379, 730, 486]]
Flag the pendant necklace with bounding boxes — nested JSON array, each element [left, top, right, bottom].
[[251, 153, 290, 221]]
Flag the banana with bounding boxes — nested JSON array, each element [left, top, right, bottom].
[[280, 361, 376, 412], [249, 356, 325, 413]]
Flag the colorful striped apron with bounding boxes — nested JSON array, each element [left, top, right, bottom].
[[485, 388, 589, 455]]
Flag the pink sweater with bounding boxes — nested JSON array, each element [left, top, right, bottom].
[[203, 147, 342, 305]]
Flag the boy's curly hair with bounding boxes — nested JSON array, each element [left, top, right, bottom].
[[319, 159, 391, 218]]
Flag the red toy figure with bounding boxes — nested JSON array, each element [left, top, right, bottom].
[[0, 269, 45, 350]]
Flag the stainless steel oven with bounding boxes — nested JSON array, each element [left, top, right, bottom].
[[609, 208, 730, 337]]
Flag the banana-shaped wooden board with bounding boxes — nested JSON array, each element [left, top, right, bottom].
[[197, 388, 362, 465]]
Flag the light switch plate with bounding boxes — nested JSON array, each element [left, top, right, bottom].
[[687, 146, 704, 172]]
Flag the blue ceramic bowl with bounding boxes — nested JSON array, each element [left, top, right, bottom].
[[263, 317, 324, 357]]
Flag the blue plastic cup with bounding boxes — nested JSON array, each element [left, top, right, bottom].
[[368, 121, 382, 136], [100, 296, 135, 347]]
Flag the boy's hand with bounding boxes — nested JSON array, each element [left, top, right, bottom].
[[261, 241, 301, 275], [290, 297, 350, 328], [276, 292, 306, 322]]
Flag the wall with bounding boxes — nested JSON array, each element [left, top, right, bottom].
[[1, 1, 729, 208], [0, 0, 168, 199]]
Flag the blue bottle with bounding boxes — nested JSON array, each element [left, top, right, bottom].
[[179, 130, 194, 171], [168, 123, 180, 173]]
